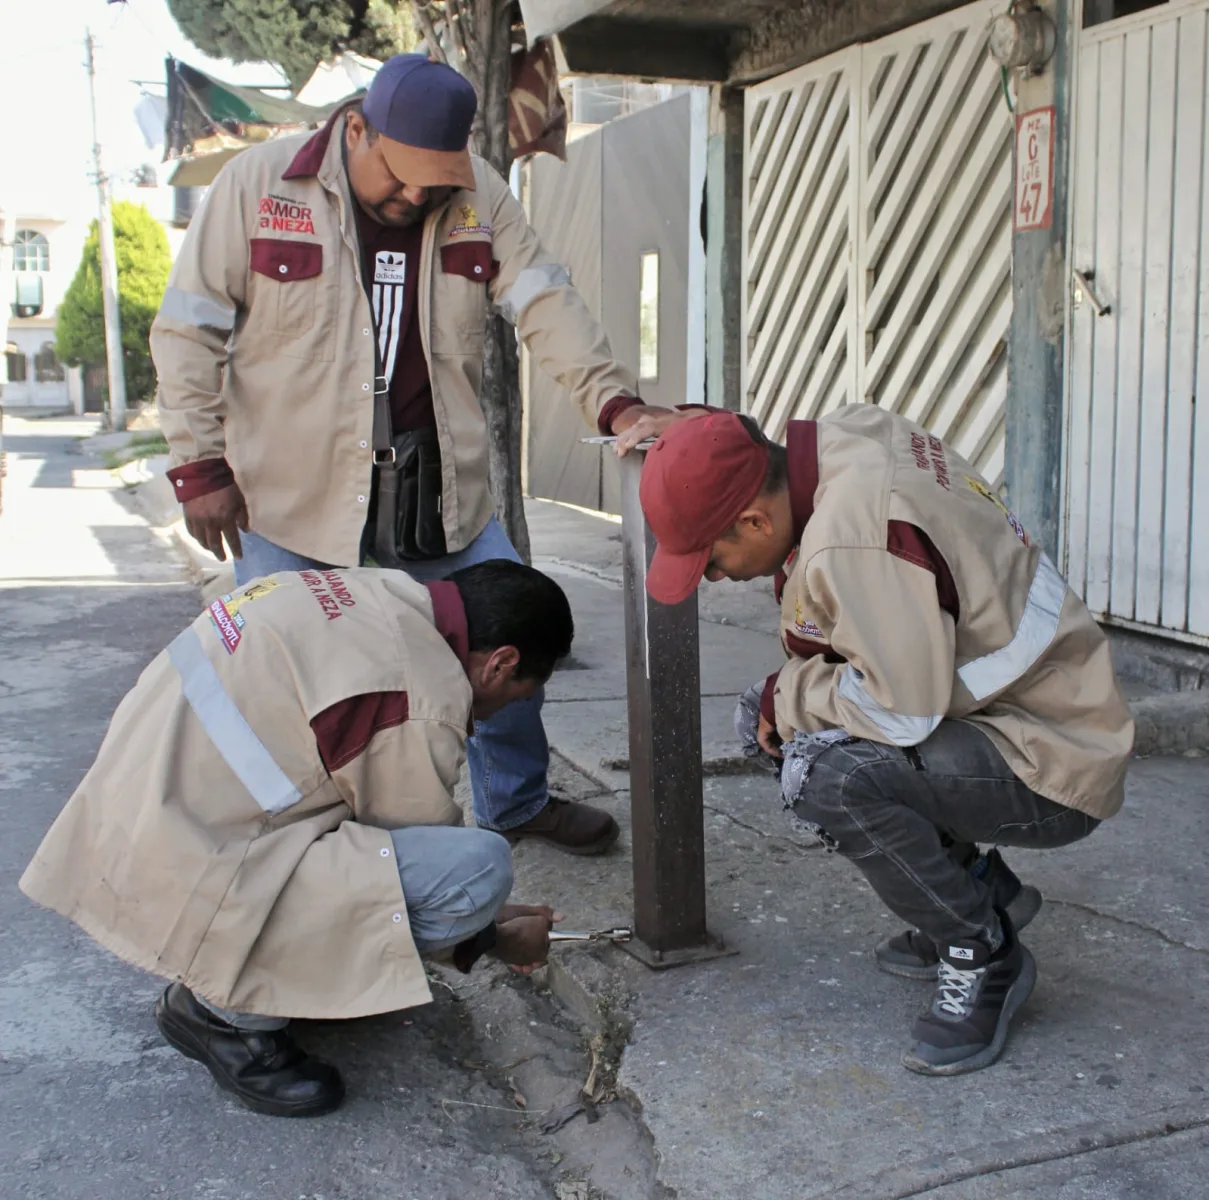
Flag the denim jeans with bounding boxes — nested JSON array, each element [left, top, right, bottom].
[[782, 720, 1100, 949], [199, 825, 512, 1029], [233, 520, 550, 833]]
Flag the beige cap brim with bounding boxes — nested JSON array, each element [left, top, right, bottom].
[[379, 136, 476, 191]]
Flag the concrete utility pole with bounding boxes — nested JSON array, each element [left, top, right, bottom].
[[0, 208, 13, 395], [85, 28, 128, 432]]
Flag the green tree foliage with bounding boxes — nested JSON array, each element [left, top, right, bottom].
[[167, 0, 417, 91], [56, 202, 172, 406]]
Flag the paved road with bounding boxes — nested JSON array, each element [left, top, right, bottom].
[[0, 418, 571, 1200]]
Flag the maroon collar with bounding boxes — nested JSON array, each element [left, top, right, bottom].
[[785, 420, 819, 544], [282, 102, 355, 179], [424, 581, 471, 670], [773, 420, 819, 603]]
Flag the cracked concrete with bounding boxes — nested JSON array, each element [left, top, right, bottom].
[[1043, 899, 1209, 957]]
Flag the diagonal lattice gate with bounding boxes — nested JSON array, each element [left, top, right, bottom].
[[743, 0, 1013, 484]]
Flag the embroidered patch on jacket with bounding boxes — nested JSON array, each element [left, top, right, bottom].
[[964, 475, 1030, 545], [207, 579, 279, 653], [226, 578, 278, 616], [258, 194, 316, 234], [208, 598, 244, 653], [792, 602, 825, 640], [448, 203, 491, 238]]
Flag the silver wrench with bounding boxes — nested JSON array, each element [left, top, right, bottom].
[[548, 926, 633, 944]]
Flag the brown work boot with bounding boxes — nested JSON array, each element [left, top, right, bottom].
[[503, 798, 620, 855]]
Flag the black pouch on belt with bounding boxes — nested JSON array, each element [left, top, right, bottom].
[[374, 423, 448, 562]]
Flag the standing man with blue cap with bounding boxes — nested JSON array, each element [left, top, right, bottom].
[[152, 55, 679, 853]]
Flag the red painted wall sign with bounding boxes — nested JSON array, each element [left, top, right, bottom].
[[1014, 105, 1055, 232]]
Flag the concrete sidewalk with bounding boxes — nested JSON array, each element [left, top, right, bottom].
[[514, 497, 1209, 1199]]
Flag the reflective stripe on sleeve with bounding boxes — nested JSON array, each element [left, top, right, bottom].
[[958, 554, 1066, 703], [496, 263, 571, 324], [158, 286, 236, 335], [168, 627, 301, 814], [837, 666, 944, 747]]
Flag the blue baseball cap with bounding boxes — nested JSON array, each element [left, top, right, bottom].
[[363, 54, 478, 191]]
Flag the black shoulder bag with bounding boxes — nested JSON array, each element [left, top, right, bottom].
[[370, 376, 448, 563]]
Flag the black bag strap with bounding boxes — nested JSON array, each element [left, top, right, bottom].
[[371, 371, 394, 464], [343, 134, 397, 468]]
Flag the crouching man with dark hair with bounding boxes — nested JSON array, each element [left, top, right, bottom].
[[20, 560, 575, 1117]]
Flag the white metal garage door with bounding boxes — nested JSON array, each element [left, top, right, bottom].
[[742, 0, 1013, 484]]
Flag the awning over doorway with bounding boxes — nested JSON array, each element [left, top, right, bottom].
[[163, 57, 338, 188]]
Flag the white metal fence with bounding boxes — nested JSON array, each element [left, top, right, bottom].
[[1064, 0, 1209, 645]]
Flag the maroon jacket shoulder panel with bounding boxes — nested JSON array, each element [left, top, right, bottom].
[[886, 519, 960, 622], [311, 692, 410, 773]]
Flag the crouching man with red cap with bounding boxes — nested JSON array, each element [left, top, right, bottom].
[[637, 407, 1134, 1075]]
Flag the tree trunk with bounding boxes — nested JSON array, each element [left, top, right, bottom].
[[481, 309, 530, 561], [427, 0, 531, 561]]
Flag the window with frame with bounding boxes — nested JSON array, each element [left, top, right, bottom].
[[6, 350, 28, 383], [13, 230, 50, 272], [35, 342, 65, 382], [1084, 0, 1168, 27], [638, 251, 660, 380]]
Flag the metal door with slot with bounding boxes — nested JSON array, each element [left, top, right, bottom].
[[1064, 0, 1209, 644]]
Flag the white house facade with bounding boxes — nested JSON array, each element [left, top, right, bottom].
[[4, 214, 87, 410]]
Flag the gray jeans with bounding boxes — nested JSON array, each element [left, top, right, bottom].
[[781, 720, 1099, 948]]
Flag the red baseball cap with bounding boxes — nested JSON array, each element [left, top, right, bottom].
[[639, 412, 769, 605]]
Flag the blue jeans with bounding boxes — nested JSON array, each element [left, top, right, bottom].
[[233, 520, 550, 832], [200, 825, 513, 1029]]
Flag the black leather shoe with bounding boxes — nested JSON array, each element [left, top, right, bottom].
[[155, 983, 344, 1117]]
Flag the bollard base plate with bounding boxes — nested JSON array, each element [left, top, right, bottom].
[[620, 931, 738, 971]]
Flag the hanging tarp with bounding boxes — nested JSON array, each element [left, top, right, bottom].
[[510, 39, 568, 161], [163, 39, 569, 189], [163, 57, 340, 187]]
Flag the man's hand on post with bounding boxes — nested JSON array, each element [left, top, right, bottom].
[[610, 404, 710, 456], [183, 484, 249, 563], [493, 904, 562, 974]]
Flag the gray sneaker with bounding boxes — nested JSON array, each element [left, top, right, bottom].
[[901, 914, 1036, 1076], [875, 849, 1042, 980]]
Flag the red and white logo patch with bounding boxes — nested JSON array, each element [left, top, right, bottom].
[[258, 194, 316, 235], [208, 598, 244, 654]]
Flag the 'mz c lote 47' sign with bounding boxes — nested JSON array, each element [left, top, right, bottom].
[[1014, 106, 1055, 232]]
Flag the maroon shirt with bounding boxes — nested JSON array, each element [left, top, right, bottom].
[[354, 207, 436, 434]]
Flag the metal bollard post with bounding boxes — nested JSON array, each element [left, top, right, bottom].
[[617, 449, 731, 968]]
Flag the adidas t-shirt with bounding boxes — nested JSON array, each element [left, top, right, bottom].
[[354, 207, 435, 434]]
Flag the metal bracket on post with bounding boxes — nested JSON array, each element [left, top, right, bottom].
[[615, 448, 734, 969]]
